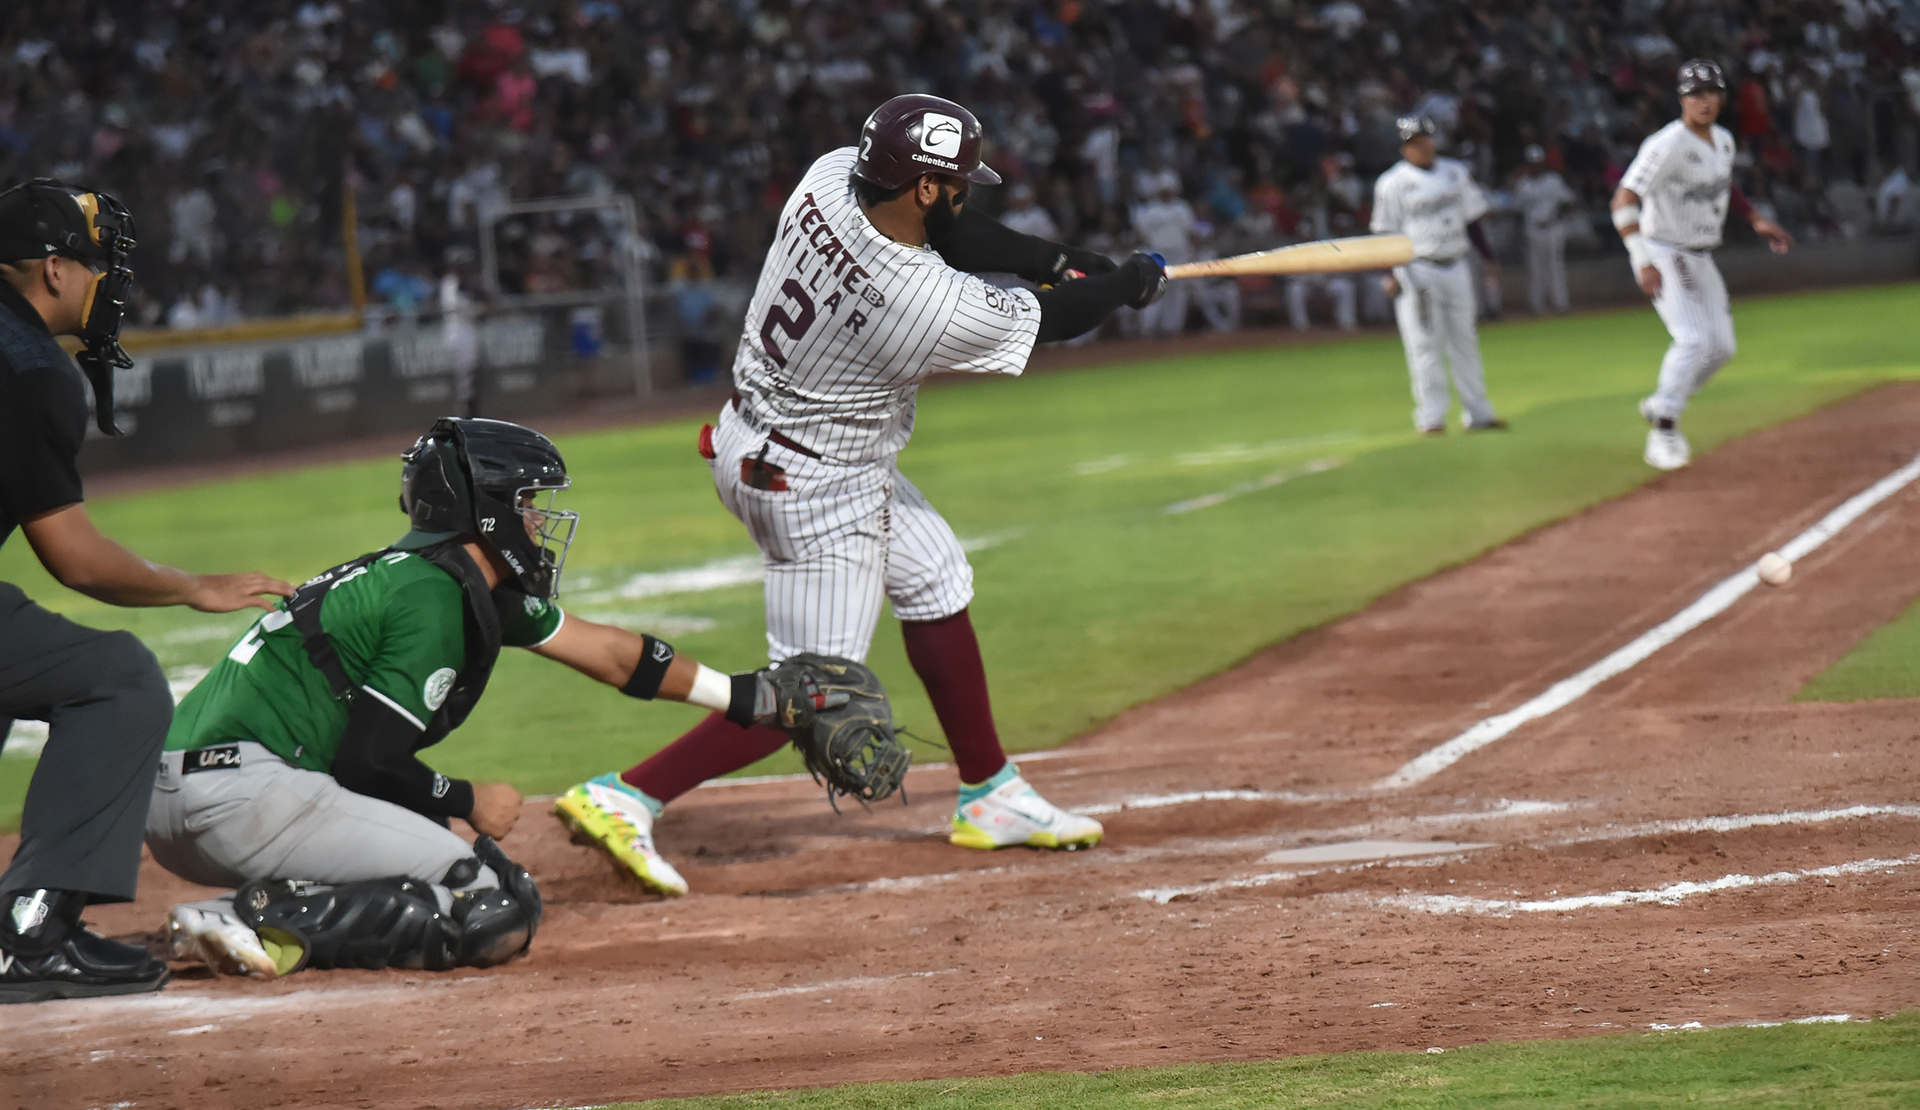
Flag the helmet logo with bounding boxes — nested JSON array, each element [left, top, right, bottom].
[[920, 114, 963, 158]]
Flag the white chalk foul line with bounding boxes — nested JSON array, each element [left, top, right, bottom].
[[1379, 450, 1920, 790], [1165, 458, 1342, 514], [1375, 853, 1920, 916]]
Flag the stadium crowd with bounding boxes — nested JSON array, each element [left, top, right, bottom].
[[2, 0, 1918, 331]]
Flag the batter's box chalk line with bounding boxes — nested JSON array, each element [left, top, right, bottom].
[[1367, 852, 1920, 916], [1379, 449, 1920, 790]]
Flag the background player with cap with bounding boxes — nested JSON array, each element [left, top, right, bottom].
[[1130, 168, 1195, 337], [1371, 117, 1508, 436], [1611, 59, 1793, 471], [556, 94, 1167, 896], [1514, 144, 1576, 316], [0, 179, 293, 1002], [151, 418, 809, 979]]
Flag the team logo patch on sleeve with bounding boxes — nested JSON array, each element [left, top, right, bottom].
[[423, 667, 457, 711]]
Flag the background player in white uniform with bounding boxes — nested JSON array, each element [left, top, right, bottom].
[[1130, 168, 1195, 336], [1371, 116, 1507, 436], [1514, 144, 1576, 315], [1611, 60, 1793, 471], [558, 95, 1166, 895]]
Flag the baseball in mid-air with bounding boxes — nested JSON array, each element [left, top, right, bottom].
[[1757, 552, 1792, 586]]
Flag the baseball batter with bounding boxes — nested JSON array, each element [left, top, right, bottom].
[[1611, 59, 1792, 470], [150, 418, 799, 978], [1371, 116, 1507, 435], [558, 95, 1166, 896]]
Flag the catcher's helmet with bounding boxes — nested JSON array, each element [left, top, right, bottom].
[[400, 418, 578, 599], [853, 94, 1002, 191], [1396, 114, 1438, 144], [1677, 58, 1727, 96]]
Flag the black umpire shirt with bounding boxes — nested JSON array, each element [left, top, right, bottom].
[[0, 280, 88, 554]]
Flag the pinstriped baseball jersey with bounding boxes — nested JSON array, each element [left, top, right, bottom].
[[731, 147, 1042, 465], [1369, 157, 1488, 263], [1620, 121, 1736, 251]]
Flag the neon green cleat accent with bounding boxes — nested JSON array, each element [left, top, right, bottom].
[[949, 775, 1103, 851], [553, 774, 689, 896]]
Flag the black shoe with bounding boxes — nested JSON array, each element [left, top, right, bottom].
[[1465, 418, 1510, 432], [0, 889, 169, 1003], [1419, 425, 1446, 437]]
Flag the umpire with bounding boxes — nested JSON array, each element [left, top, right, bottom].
[[0, 179, 292, 1002]]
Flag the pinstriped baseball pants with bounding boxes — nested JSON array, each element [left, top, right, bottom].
[[1392, 257, 1497, 432], [1643, 239, 1736, 422], [710, 404, 974, 664]]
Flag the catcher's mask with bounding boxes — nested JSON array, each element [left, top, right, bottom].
[[400, 417, 579, 599], [0, 178, 138, 435]]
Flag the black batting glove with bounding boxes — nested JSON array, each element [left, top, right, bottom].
[[1120, 252, 1169, 308]]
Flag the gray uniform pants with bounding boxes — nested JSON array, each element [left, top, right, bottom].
[[0, 582, 173, 903], [1525, 224, 1569, 315], [1392, 257, 1496, 431], [145, 742, 496, 891]]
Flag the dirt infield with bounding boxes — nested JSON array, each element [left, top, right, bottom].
[[9, 385, 1920, 1109]]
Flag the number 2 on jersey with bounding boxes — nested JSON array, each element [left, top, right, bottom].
[[759, 278, 816, 368]]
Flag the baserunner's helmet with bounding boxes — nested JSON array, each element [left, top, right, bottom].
[[400, 418, 578, 598], [1396, 115, 1437, 143], [854, 94, 1002, 190], [1676, 59, 1727, 96]]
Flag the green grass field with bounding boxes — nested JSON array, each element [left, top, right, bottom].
[[4, 285, 1918, 832], [1797, 592, 1920, 702], [618, 1011, 1920, 1109]]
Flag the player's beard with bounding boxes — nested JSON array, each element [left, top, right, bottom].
[[924, 187, 962, 244]]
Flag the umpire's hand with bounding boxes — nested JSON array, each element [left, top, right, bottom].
[[186, 572, 298, 613]]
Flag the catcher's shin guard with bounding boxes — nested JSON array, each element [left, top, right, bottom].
[[234, 877, 461, 972], [458, 836, 542, 966]]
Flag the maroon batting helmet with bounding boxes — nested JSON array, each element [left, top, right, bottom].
[[853, 94, 1002, 190]]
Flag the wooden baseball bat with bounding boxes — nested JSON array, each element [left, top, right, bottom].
[[1164, 233, 1414, 279]]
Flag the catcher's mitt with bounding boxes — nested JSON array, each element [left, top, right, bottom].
[[764, 653, 911, 809]]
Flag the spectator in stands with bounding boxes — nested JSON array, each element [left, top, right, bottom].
[[999, 183, 1060, 241], [1, 0, 1912, 333]]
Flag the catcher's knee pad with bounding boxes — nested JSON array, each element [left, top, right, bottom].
[[452, 836, 542, 967], [235, 877, 461, 973]]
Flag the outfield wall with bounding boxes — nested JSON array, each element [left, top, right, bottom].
[[75, 236, 1911, 474], [1506, 232, 1918, 310]]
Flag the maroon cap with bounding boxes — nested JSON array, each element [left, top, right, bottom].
[[853, 94, 1001, 190]]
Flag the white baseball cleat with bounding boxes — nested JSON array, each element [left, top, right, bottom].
[[554, 773, 690, 896], [951, 775, 1104, 850], [1644, 426, 1691, 470], [167, 900, 285, 979]]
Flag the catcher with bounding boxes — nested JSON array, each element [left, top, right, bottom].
[[147, 418, 841, 978]]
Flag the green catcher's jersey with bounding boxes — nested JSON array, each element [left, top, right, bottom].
[[167, 549, 564, 772]]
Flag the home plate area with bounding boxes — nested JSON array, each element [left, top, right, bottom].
[[8, 386, 1920, 1110]]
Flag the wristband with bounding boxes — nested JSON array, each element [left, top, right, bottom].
[[1611, 204, 1641, 232], [724, 672, 760, 727], [620, 634, 675, 699], [1623, 231, 1652, 274]]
